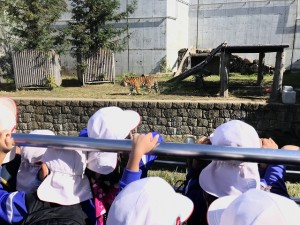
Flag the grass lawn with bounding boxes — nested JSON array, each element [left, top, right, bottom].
[[149, 169, 300, 198], [0, 71, 299, 102]]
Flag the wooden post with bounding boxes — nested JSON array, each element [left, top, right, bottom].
[[271, 50, 285, 101], [220, 51, 230, 97], [256, 52, 265, 86]]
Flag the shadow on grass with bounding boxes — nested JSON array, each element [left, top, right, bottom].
[[110, 93, 130, 96], [0, 83, 16, 92], [159, 80, 220, 97], [159, 79, 268, 98], [61, 78, 82, 87]]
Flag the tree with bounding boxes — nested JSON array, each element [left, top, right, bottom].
[[5, 0, 67, 52], [0, 0, 16, 77], [0, 0, 13, 53], [68, 0, 137, 57]]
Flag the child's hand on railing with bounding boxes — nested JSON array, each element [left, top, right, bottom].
[[131, 133, 159, 157], [196, 136, 211, 145], [281, 145, 300, 151], [126, 133, 159, 172], [260, 138, 278, 149]]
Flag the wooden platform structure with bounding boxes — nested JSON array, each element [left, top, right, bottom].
[[171, 43, 289, 101], [220, 45, 289, 100], [168, 42, 227, 83]]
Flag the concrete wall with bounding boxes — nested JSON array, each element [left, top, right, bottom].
[[57, 0, 300, 74], [116, 0, 168, 75], [166, 0, 190, 72], [15, 99, 300, 147], [58, 0, 190, 75], [115, 0, 190, 75], [189, 0, 300, 70]]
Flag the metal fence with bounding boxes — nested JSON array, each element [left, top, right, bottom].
[[12, 133, 300, 204], [12, 133, 300, 165], [12, 50, 61, 89], [78, 49, 115, 85]]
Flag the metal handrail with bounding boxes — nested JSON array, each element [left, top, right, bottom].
[[12, 133, 300, 166]]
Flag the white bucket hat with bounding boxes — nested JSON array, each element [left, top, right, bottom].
[[0, 97, 18, 164], [209, 120, 261, 148], [207, 189, 300, 225], [37, 148, 92, 205], [107, 177, 194, 225], [199, 120, 261, 197], [86, 106, 141, 174], [16, 129, 55, 193]]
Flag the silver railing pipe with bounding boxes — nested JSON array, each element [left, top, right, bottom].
[[12, 133, 300, 166]]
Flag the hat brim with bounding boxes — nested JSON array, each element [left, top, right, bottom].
[[199, 161, 221, 197], [37, 172, 92, 205], [122, 109, 141, 135], [86, 152, 118, 174], [199, 161, 260, 197], [173, 192, 194, 222], [207, 195, 237, 225]]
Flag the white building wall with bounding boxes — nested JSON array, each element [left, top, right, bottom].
[[166, 0, 190, 72], [58, 0, 300, 73], [189, 0, 299, 69], [113, 0, 190, 75], [114, 0, 168, 75]]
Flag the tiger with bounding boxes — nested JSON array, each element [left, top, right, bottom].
[[121, 74, 159, 95]]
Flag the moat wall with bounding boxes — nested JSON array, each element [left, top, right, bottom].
[[15, 99, 300, 147]]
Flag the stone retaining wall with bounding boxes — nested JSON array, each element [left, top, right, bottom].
[[15, 99, 300, 147]]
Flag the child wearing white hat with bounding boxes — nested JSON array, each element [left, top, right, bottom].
[[207, 188, 300, 225], [79, 106, 142, 225], [107, 177, 194, 225], [0, 129, 94, 224], [84, 106, 141, 174], [199, 120, 261, 207], [16, 129, 55, 193], [37, 147, 93, 206], [106, 132, 194, 225]]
